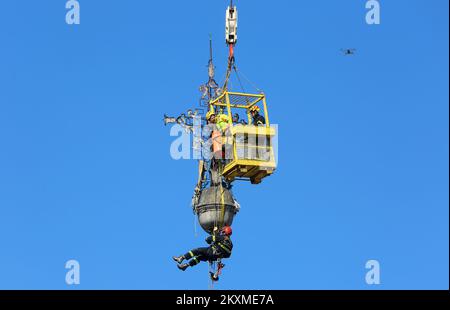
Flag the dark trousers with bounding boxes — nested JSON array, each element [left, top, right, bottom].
[[184, 247, 220, 267]]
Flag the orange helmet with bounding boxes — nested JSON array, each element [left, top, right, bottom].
[[221, 226, 233, 236], [250, 106, 260, 113]]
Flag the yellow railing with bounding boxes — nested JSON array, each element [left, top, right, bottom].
[[209, 91, 276, 184], [209, 91, 270, 127]]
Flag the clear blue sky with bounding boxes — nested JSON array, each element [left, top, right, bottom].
[[0, 0, 448, 290]]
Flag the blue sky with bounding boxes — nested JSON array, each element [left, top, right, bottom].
[[0, 0, 448, 290]]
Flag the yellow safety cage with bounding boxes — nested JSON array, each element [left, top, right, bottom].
[[209, 91, 277, 184]]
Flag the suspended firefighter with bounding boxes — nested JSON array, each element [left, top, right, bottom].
[[173, 226, 233, 271]]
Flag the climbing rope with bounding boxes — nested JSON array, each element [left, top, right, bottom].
[[193, 213, 198, 238], [219, 161, 226, 228]]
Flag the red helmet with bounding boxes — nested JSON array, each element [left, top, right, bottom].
[[221, 226, 233, 236]]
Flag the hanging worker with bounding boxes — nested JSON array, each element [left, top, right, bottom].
[[173, 226, 233, 271], [250, 106, 266, 126]]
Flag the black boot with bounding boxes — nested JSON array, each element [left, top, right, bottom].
[[210, 272, 219, 282], [173, 256, 184, 264], [177, 264, 189, 271]]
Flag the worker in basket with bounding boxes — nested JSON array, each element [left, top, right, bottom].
[[250, 105, 266, 126], [195, 110, 217, 191], [173, 226, 233, 271]]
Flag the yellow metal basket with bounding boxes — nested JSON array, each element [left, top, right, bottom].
[[210, 91, 277, 184]]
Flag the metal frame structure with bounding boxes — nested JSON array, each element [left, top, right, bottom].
[[210, 91, 270, 126], [209, 91, 276, 184]]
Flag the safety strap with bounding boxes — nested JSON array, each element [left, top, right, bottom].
[[217, 242, 232, 254]]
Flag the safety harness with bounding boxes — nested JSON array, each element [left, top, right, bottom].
[[211, 235, 232, 256]]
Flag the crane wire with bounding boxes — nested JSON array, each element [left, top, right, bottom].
[[233, 64, 263, 94], [233, 64, 246, 93]]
